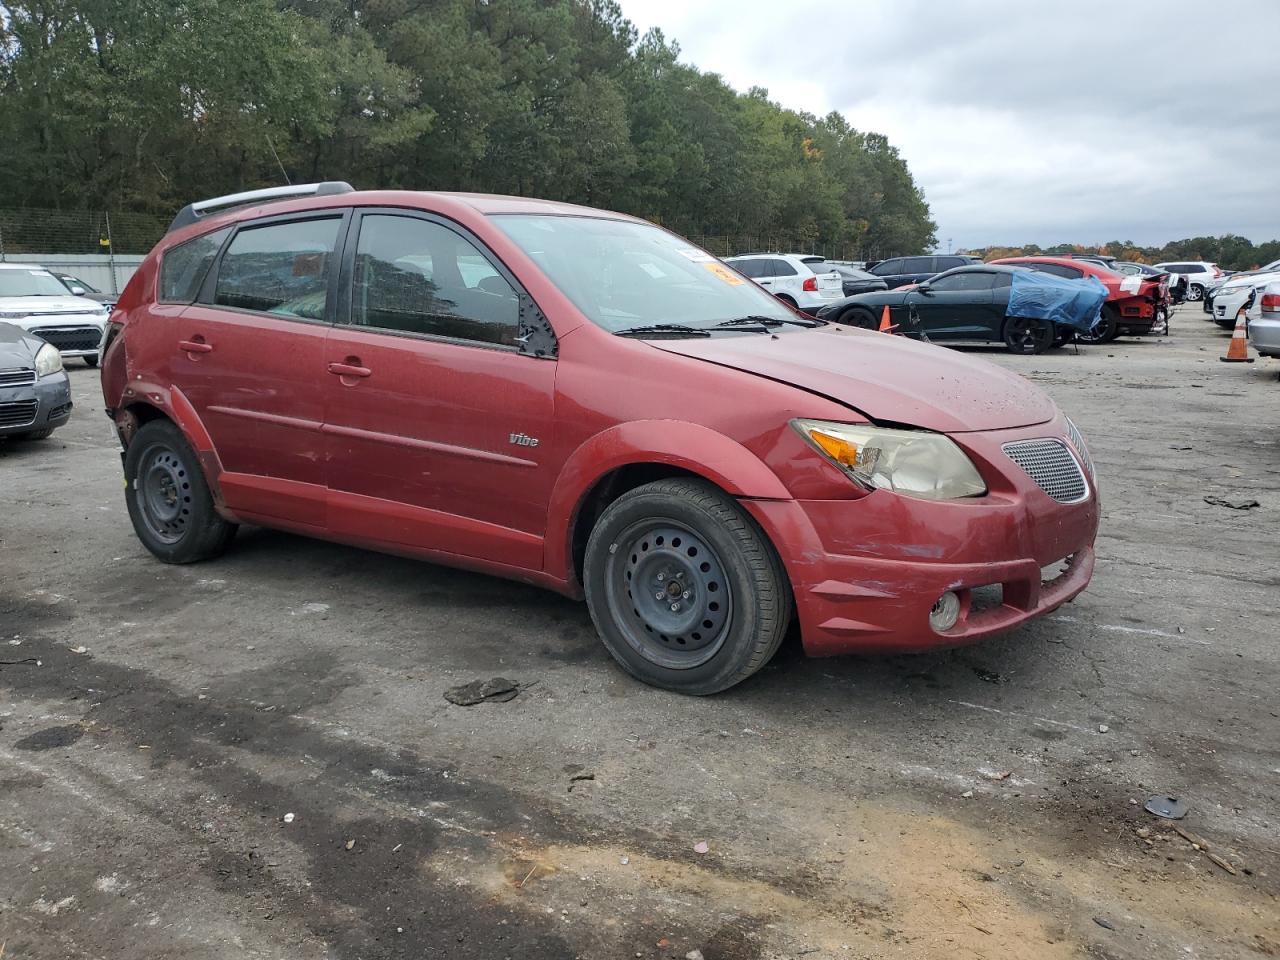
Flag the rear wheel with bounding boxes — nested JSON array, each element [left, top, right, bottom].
[[583, 478, 791, 695], [1187, 283, 1204, 302], [1077, 304, 1120, 344], [1003, 317, 1055, 354], [124, 419, 237, 563]]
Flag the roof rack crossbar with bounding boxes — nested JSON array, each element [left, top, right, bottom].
[[166, 181, 354, 234]]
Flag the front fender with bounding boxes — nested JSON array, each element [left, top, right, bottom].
[[544, 419, 792, 584]]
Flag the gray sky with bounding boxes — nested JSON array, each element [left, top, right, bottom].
[[616, 0, 1280, 251]]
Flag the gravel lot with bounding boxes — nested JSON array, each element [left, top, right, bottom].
[[2, 306, 1278, 960]]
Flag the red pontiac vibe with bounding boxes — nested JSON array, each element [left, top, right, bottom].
[[100, 184, 1099, 694]]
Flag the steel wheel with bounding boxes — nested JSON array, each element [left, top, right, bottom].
[[134, 442, 194, 545], [604, 521, 733, 670], [1004, 317, 1054, 354]]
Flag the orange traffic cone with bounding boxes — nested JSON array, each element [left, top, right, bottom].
[[878, 304, 897, 334], [1220, 308, 1255, 363]]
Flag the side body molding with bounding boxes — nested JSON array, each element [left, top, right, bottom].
[[543, 419, 792, 585]]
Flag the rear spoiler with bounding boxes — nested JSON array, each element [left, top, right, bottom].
[[167, 182, 355, 234]]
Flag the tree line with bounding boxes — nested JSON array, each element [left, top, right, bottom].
[[0, 0, 937, 259], [970, 236, 1280, 273]]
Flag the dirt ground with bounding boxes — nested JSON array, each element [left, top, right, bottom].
[[2, 305, 1278, 960]]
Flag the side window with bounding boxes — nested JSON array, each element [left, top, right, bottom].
[[160, 227, 231, 304], [936, 257, 966, 270], [732, 259, 763, 279], [1029, 263, 1083, 279], [770, 258, 798, 277], [871, 259, 901, 276], [931, 271, 994, 291], [350, 215, 518, 347], [213, 218, 341, 319], [992, 272, 1013, 288]]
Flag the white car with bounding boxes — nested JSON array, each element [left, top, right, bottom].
[[723, 253, 843, 313], [1153, 261, 1222, 302], [1245, 280, 1280, 358], [1212, 270, 1280, 331], [0, 263, 110, 366]]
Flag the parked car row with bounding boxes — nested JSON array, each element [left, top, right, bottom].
[[0, 263, 111, 367]]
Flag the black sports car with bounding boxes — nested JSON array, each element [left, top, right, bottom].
[[815, 264, 1072, 354]]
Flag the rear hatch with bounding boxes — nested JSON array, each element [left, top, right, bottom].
[[800, 259, 844, 300]]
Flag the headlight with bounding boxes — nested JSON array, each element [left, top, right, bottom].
[[0, 310, 29, 320], [792, 419, 987, 500], [34, 342, 63, 379]]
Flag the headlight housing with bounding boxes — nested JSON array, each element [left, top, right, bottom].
[[792, 419, 987, 500], [34, 341, 63, 379], [0, 310, 29, 320]]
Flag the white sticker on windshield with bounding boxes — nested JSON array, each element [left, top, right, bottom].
[[676, 248, 715, 263], [1119, 274, 1142, 293], [637, 262, 667, 279], [29, 270, 55, 278]]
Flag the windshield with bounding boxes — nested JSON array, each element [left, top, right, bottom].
[[59, 274, 100, 293], [490, 215, 796, 331], [0, 268, 74, 298]]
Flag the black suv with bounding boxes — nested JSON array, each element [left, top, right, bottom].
[[867, 255, 981, 290]]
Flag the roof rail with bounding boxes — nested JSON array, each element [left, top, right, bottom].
[[166, 181, 355, 234]]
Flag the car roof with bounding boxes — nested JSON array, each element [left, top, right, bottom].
[[162, 188, 644, 249], [0, 263, 50, 271], [944, 264, 1027, 274], [991, 255, 1113, 273]]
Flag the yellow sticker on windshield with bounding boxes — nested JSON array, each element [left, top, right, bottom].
[[703, 262, 744, 285]]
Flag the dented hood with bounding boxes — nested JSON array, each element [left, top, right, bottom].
[[652, 326, 1057, 433]]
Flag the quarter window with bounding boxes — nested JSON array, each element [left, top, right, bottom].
[[350, 215, 518, 346], [213, 218, 340, 319], [1027, 263, 1083, 279], [160, 227, 231, 304]]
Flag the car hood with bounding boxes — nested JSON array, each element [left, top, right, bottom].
[[0, 295, 105, 314], [651, 326, 1057, 433], [0, 320, 43, 361]]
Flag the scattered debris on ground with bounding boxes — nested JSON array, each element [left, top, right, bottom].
[[1145, 795, 1188, 820], [1203, 495, 1260, 510], [444, 677, 522, 706]]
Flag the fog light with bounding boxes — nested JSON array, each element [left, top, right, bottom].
[[929, 591, 960, 632]]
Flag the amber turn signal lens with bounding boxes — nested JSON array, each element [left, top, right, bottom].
[[809, 429, 861, 469]]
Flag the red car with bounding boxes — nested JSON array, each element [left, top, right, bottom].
[[991, 256, 1167, 343], [100, 184, 1099, 694]]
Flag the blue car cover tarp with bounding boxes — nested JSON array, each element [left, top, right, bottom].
[[1007, 270, 1108, 332]]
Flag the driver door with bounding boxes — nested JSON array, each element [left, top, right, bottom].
[[907, 271, 997, 341]]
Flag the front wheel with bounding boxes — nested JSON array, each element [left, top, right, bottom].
[[82, 354, 99, 368], [840, 307, 879, 330], [124, 419, 237, 563], [583, 478, 791, 695], [1003, 317, 1055, 354], [1186, 284, 1204, 302]]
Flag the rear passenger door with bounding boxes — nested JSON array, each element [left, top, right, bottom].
[[175, 211, 349, 528], [321, 209, 557, 569]]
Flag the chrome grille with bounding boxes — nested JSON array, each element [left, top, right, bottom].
[[1064, 418, 1094, 478], [0, 368, 36, 388], [1003, 439, 1088, 503]]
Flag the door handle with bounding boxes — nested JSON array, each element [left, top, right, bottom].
[[327, 360, 371, 379], [179, 338, 212, 354]]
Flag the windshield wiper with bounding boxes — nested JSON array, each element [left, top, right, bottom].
[[613, 324, 711, 338], [714, 314, 823, 329]]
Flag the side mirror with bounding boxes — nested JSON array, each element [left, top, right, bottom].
[[70, 286, 86, 295], [916, 283, 932, 295]]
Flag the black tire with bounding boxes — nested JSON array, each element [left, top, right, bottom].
[[583, 478, 792, 695], [124, 419, 237, 563], [1187, 284, 1204, 302], [1003, 317, 1055, 354], [1077, 304, 1120, 344], [14, 428, 54, 441], [840, 306, 880, 330], [82, 354, 99, 367]]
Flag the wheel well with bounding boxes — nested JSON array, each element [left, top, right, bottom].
[[116, 401, 169, 448], [570, 463, 703, 587]]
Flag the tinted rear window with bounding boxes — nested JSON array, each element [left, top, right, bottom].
[[159, 227, 231, 303], [213, 218, 341, 319]]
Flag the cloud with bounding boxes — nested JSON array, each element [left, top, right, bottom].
[[617, 0, 1280, 249]]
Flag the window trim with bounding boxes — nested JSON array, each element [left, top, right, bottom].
[[335, 207, 548, 357], [157, 225, 235, 305], [197, 209, 352, 327]]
